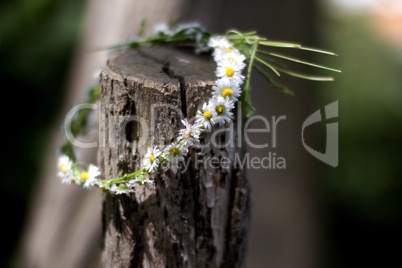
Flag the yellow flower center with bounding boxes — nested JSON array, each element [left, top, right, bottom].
[[225, 67, 234, 76], [222, 88, 233, 98], [203, 111, 212, 120], [82, 172, 89, 181], [224, 48, 232, 53], [169, 148, 180, 157], [149, 154, 155, 163], [216, 105, 225, 115], [61, 165, 68, 174], [229, 57, 235, 63], [101, 187, 108, 193]]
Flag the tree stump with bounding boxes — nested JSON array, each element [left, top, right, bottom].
[[99, 47, 250, 268]]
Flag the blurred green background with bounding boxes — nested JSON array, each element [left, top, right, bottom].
[[0, 0, 85, 266], [318, 1, 402, 266], [1, 0, 401, 267]]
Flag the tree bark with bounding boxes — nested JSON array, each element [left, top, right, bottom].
[[99, 47, 250, 267]]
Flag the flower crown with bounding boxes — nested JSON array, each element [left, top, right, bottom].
[[57, 22, 340, 195]]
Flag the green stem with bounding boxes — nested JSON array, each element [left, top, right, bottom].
[[245, 39, 260, 90], [254, 57, 281, 76], [102, 169, 148, 185]]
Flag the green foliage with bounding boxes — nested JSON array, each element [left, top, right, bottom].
[[60, 85, 100, 161], [107, 24, 339, 118], [320, 16, 402, 221], [109, 25, 211, 50], [226, 30, 340, 116], [0, 0, 85, 266]]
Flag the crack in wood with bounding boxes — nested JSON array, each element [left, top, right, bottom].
[[137, 48, 188, 117], [161, 63, 187, 118]]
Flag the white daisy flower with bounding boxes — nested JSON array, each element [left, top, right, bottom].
[[118, 183, 136, 195], [195, 102, 215, 130], [209, 96, 235, 125], [125, 179, 137, 188], [163, 142, 187, 164], [143, 146, 162, 173], [105, 184, 119, 194], [106, 184, 135, 195], [215, 57, 246, 85], [208, 36, 233, 50], [122, 188, 136, 195], [130, 176, 154, 186], [108, 184, 134, 195], [213, 47, 246, 63], [212, 77, 242, 102], [82, 164, 101, 189], [153, 22, 170, 35], [177, 118, 202, 147], [57, 155, 74, 184], [174, 22, 202, 34]]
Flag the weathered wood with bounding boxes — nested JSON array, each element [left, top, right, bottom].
[[99, 47, 250, 267]]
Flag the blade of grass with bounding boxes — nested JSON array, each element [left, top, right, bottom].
[[137, 19, 147, 38], [241, 39, 260, 118], [259, 40, 302, 49], [275, 66, 335, 81], [254, 53, 289, 68], [259, 41, 338, 56], [254, 64, 294, 95], [254, 57, 281, 76], [226, 30, 258, 36], [258, 50, 341, 73], [300, 46, 338, 56]]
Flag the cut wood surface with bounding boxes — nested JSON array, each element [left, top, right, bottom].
[[99, 47, 250, 267]]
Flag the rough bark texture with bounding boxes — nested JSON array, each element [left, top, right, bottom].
[[99, 47, 250, 268]]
